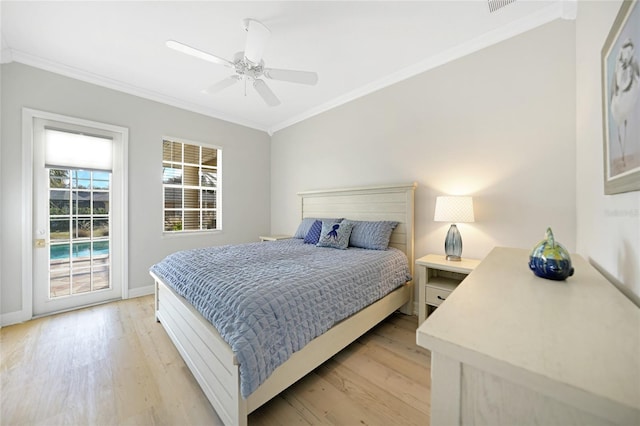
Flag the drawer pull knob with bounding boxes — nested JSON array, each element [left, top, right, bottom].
[[437, 295, 447, 301]]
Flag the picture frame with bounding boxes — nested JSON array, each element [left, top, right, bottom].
[[601, 0, 640, 195]]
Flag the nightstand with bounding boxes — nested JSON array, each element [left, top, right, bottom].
[[259, 234, 292, 242], [416, 254, 481, 324]]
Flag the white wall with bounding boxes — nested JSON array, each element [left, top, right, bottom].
[[271, 18, 577, 299], [0, 63, 271, 320], [576, 1, 640, 302], [4, 3, 637, 323]]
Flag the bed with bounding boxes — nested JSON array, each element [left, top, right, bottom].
[[150, 183, 416, 425]]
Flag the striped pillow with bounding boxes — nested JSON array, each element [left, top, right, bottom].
[[303, 220, 323, 244], [345, 220, 399, 250], [293, 217, 343, 239]]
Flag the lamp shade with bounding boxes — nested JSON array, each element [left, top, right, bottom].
[[434, 196, 475, 223]]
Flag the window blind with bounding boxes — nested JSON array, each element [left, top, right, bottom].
[[45, 128, 113, 171]]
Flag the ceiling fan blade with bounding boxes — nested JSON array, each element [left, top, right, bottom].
[[243, 19, 270, 64], [263, 68, 319, 86], [203, 76, 239, 95], [253, 79, 280, 106], [166, 40, 233, 68]]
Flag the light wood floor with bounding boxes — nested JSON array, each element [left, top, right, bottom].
[[0, 295, 431, 425]]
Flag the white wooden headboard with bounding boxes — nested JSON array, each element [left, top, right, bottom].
[[298, 183, 417, 278]]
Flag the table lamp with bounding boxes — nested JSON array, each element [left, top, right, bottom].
[[434, 196, 475, 261]]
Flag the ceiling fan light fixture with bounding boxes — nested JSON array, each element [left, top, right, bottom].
[[242, 18, 271, 65], [167, 17, 317, 107]]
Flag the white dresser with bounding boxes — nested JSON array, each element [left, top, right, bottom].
[[416, 247, 640, 425]]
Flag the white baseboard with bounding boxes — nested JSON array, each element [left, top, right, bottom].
[[0, 309, 30, 327], [1, 285, 153, 327], [128, 285, 155, 298]]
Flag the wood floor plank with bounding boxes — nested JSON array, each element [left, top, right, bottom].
[[359, 322, 431, 367], [359, 336, 431, 386], [331, 342, 429, 415], [0, 296, 431, 425], [317, 357, 427, 426], [249, 394, 313, 425], [280, 372, 381, 425]]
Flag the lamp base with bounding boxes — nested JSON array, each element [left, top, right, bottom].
[[444, 224, 463, 261]]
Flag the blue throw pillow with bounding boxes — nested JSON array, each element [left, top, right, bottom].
[[344, 220, 399, 250], [303, 220, 323, 244], [293, 218, 316, 239], [316, 221, 354, 250], [293, 217, 343, 239]]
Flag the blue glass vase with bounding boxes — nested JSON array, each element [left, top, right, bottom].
[[528, 228, 574, 281], [444, 224, 462, 261]]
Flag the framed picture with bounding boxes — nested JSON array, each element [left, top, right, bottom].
[[601, 0, 640, 195]]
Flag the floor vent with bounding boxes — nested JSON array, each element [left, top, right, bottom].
[[488, 0, 517, 13]]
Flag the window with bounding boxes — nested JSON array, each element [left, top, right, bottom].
[[45, 128, 113, 296], [162, 138, 221, 233], [48, 168, 111, 296]]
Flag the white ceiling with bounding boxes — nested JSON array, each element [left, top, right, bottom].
[[1, 1, 575, 134]]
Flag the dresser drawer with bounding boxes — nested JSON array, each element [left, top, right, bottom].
[[426, 286, 453, 307]]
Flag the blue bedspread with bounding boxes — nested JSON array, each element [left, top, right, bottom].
[[150, 239, 411, 398]]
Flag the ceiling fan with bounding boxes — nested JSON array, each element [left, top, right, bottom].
[[166, 18, 319, 107]]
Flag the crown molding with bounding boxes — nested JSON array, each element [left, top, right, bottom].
[[268, 1, 569, 135], [560, 0, 578, 20], [7, 49, 269, 133], [4, 0, 574, 137]]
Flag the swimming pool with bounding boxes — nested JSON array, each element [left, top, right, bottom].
[[50, 241, 109, 260]]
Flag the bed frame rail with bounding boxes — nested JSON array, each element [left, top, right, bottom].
[[154, 275, 245, 425], [245, 280, 412, 413]]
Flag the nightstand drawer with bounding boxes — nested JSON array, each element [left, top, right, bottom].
[[426, 286, 453, 307], [416, 254, 481, 324]]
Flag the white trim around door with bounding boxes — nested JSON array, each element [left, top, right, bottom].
[[21, 108, 129, 320]]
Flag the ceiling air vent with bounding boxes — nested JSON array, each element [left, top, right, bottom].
[[488, 0, 517, 13]]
